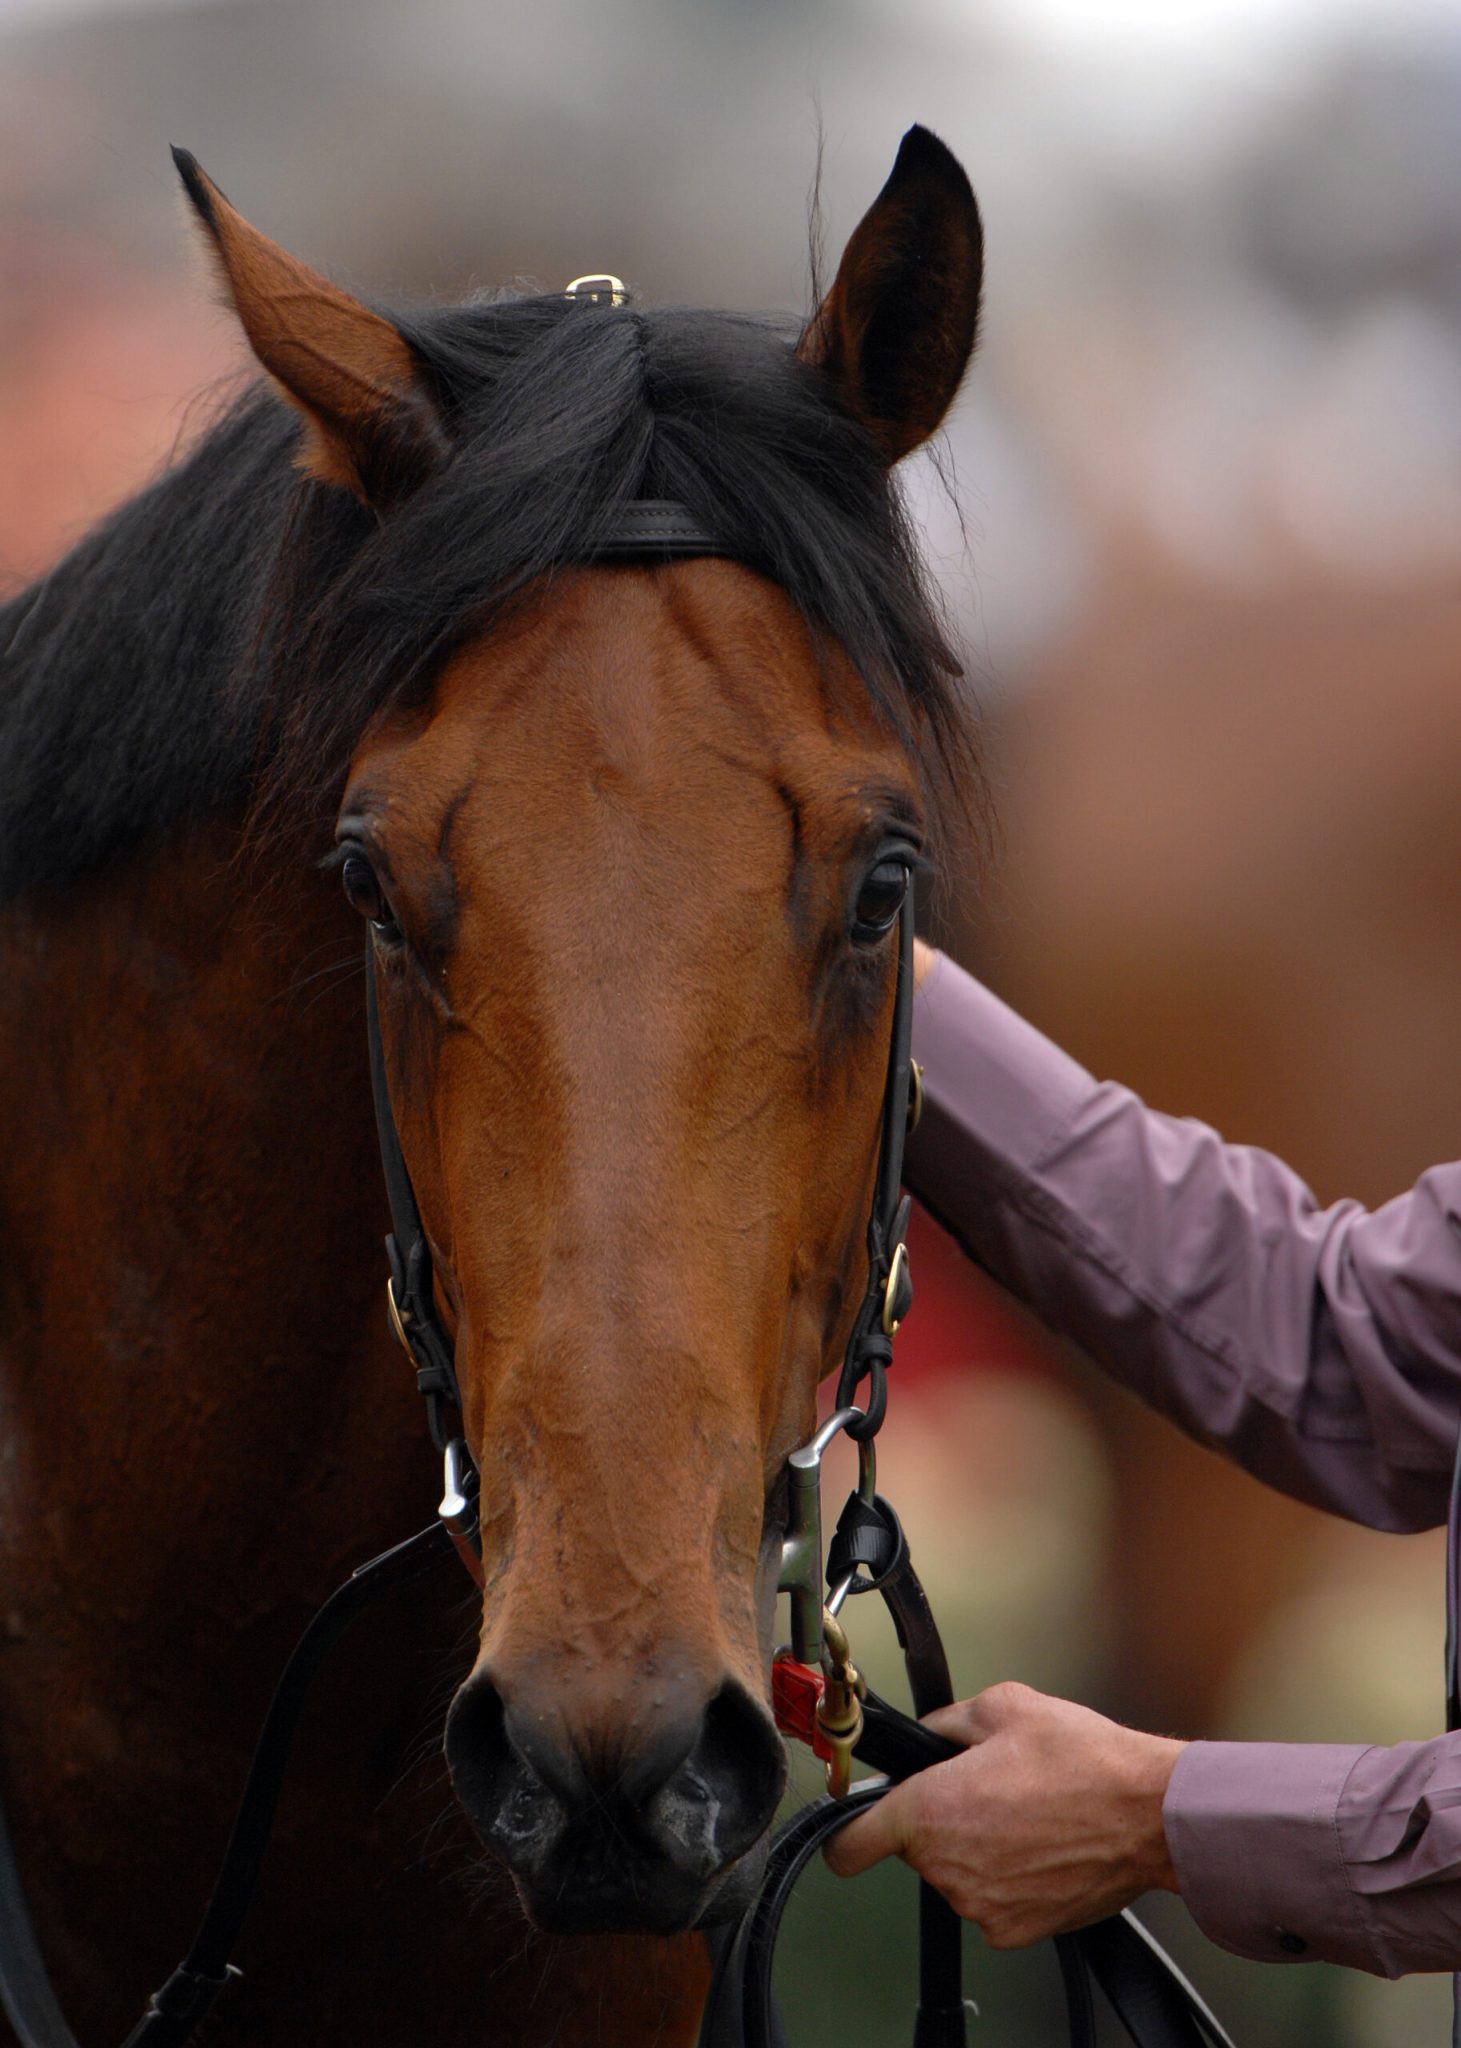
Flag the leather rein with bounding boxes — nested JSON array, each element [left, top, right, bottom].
[[0, 500, 1237, 2048]]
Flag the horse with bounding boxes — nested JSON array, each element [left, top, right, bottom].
[[0, 126, 982, 2046]]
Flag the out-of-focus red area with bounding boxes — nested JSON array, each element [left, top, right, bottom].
[[0, 249, 240, 583], [897, 1200, 1060, 1387]]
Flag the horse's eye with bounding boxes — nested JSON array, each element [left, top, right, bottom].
[[339, 852, 397, 935], [851, 857, 910, 943]]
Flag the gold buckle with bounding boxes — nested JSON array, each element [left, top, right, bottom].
[[564, 274, 627, 307], [881, 1241, 909, 1338], [386, 1277, 412, 1356], [906, 1059, 924, 1135]]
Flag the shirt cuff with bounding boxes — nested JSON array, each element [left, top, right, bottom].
[[908, 954, 1100, 1216], [1164, 1741, 1382, 1972]]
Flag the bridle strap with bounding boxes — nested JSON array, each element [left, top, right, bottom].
[[589, 499, 720, 557], [360, 495, 723, 1466], [0, 1521, 453, 2048], [120, 1522, 453, 2048], [364, 938, 462, 1451], [834, 887, 917, 1440]]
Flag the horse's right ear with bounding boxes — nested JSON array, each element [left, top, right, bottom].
[[171, 148, 447, 507], [798, 126, 983, 466]]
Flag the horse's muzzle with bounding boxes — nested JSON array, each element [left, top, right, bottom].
[[444, 1667, 786, 1934]]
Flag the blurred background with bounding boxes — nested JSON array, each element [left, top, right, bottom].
[[3, 0, 1460, 2039]]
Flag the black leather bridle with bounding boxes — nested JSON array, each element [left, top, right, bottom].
[[0, 499, 1237, 2048]]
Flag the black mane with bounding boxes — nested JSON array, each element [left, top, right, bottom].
[[0, 293, 972, 902]]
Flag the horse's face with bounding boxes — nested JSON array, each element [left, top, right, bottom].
[[180, 124, 981, 1933], [339, 562, 918, 1929]]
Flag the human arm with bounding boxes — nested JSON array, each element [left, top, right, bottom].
[[826, 1679, 1461, 1975], [872, 947, 1461, 1973], [905, 948, 1461, 1532]]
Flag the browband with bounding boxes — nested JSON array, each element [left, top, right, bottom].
[[590, 499, 720, 558]]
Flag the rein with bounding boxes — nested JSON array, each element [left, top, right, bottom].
[[0, 499, 1238, 2048]]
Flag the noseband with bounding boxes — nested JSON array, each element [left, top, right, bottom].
[[0, 501, 1236, 2048]]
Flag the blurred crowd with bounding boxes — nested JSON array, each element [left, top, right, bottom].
[[3, 1, 1459, 2039]]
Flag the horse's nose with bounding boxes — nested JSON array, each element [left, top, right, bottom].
[[444, 1664, 786, 1933]]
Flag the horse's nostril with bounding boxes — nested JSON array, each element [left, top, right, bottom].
[[444, 1662, 786, 1930], [689, 1680, 786, 1863], [443, 1668, 512, 1825]]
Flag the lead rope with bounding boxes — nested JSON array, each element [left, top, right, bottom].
[[118, 1523, 452, 2048], [704, 1478, 1236, 2048]]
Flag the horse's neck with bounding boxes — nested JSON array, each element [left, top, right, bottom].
[[0, 819, 430, 1611]]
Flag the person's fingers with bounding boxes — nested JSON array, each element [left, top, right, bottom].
[[822, 1782, 918, 1879]]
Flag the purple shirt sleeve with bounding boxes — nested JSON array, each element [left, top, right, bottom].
[[906, 953, 1461, 1974]]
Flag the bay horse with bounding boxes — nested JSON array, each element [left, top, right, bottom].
[[0, 127, 982, 2046]]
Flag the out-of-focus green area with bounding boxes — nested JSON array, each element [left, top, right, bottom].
[[3, 1, 1460, 2039]]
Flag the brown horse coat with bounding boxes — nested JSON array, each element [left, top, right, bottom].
[[0, 127, 981, 2044]]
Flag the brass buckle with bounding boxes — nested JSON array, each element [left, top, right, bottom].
[[881, 1241, 910, 1337], [906, 1058, 924, 1134], [386, 1277, 412, 1355], [564, 274, 628, 306]]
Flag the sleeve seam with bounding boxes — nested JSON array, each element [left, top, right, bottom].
[[1332, 1748, 1394, 1976]]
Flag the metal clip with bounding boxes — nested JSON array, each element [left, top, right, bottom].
[[439, 1439, 484, 1586], [778, 1408, 875, 1668], [815, 1608, 865, 1799]]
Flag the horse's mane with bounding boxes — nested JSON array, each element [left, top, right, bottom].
[[0, 294, 974, 903]]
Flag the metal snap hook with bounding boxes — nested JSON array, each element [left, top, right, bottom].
[[439, 1439, 484, 1586]]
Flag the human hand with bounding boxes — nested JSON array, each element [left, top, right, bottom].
[[823, 1682, 1185, 1948]]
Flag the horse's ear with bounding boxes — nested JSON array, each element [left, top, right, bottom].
[[798, 126, 983, 466], [171, 148, 447, 506]]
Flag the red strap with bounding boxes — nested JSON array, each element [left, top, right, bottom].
[[771, 1655, 834, 1763]]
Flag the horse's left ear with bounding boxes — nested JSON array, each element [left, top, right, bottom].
[[798, 126, 983, 466], [171, 148, 447, 507]]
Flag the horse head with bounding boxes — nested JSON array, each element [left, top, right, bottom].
[[178, 129, 981, 1936]]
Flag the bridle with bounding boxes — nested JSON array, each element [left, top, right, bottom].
[[0, 498, 1237, 2048], [361, 551, 919, 1586]]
